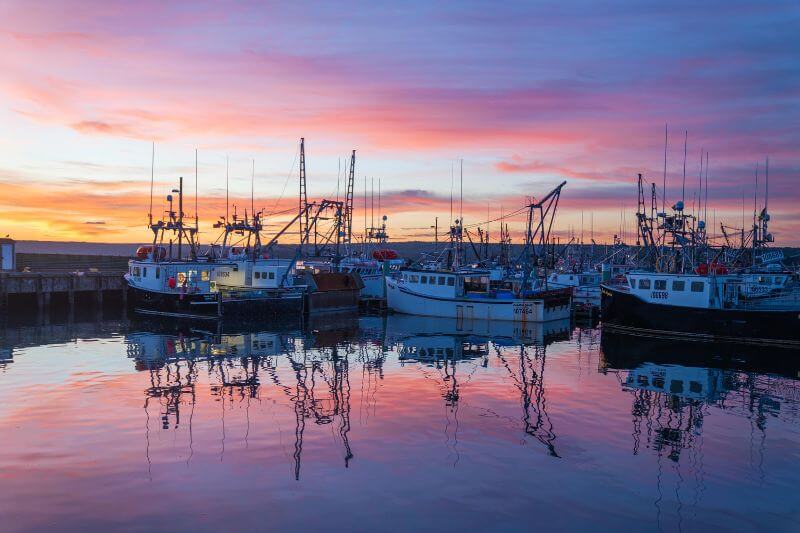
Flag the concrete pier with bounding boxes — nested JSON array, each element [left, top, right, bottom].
[[0, 271, 126, 317]]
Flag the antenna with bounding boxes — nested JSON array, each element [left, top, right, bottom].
[[753, 161, 759, 228], [195, 149, 198, 231], [226, 155, 230, 222], [662, 123, 667, 215], [149, 142, 154, 226], [459, 158, 463, 224], [697, 147, 703, 222], [765, 156, 769, 214], [364, 176, 367, 239], [681, 130, 687, 206], [704, 152, 709, 236], [251, 159, 255, 218], [450, 161, 454, 223]]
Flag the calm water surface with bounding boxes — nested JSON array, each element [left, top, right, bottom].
[[1, 314, 798, 532]]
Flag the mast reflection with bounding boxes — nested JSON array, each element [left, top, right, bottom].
[[387, 314, 570, 458], [126, 317, 369, 480]]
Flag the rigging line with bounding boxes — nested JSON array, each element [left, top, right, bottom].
[[267, 144, 300, 217], [149, 142, 154, 226], [463, 205, 528, 228]]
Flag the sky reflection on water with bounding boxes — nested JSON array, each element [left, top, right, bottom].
[[1, 315, 799, 532]]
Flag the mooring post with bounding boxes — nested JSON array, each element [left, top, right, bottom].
[[36, 274, 44, 320], [0, 273, 7, 316]]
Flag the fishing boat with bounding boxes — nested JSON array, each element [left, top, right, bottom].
[[386, 268, 571, 322], [601, 270, 800, 345], [209, 208, 306, 315], [603, 168, 800, 346], [125, 177, 222, 314]]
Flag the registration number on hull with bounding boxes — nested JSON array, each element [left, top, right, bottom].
[[513, 303, 534, 316]]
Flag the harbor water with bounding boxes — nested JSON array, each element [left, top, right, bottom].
[[1, 313, 799, 532]]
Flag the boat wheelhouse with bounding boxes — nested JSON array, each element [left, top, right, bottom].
[[548, 270, 601, 307], [386, 268, 571, 322]]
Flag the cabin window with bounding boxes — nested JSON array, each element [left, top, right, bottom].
[[143, 267, 147, 277], [133, 266, 141, 276], [410, 275, 419, 283], [653, 377, 665, 389], [254, 272, 261, 279], [691, 281, 704, 292], [447, 278, 455, 286], [639, 279, 651, 289], [672, 280, 684, 291], [156, 267, 160, 279], [438, 276, 446, 285], [201, 270, 209, 281], [628, 278, 636, 288], [637, 375, 648, 386], [421, 275, 428, 284], [232, 265, 239, 272], [654, 280, 666, 290], [670, 380, 684, 394], [269, 272, 275, 280], [689, 381, 702, 394]]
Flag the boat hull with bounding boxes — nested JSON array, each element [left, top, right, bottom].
[[128, 285, 304, 318], [601, 284, 800, 346], [386, 278, 571, 322], [127, 285, 217, 314]]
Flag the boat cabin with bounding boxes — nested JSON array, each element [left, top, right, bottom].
[[127, 260, 216, 295], [213, 258, 297, 290]]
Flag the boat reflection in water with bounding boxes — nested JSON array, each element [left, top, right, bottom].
[[125, 315, 370, 480], [600, 329, 800, 461], [4, 316, 800, 531]]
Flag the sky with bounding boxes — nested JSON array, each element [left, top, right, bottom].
[[0, 0, 798, 245]]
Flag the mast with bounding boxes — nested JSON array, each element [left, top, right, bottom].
[[299, 138, 309, 246], [344, 150, 355, 243], [178, 176, 184, 260]]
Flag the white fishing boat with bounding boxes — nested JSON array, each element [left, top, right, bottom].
[[386, 268, 571, 322], [125, 177, 223, 314]]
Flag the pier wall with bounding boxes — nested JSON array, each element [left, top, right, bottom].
[[0, 271, 127, 318]]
